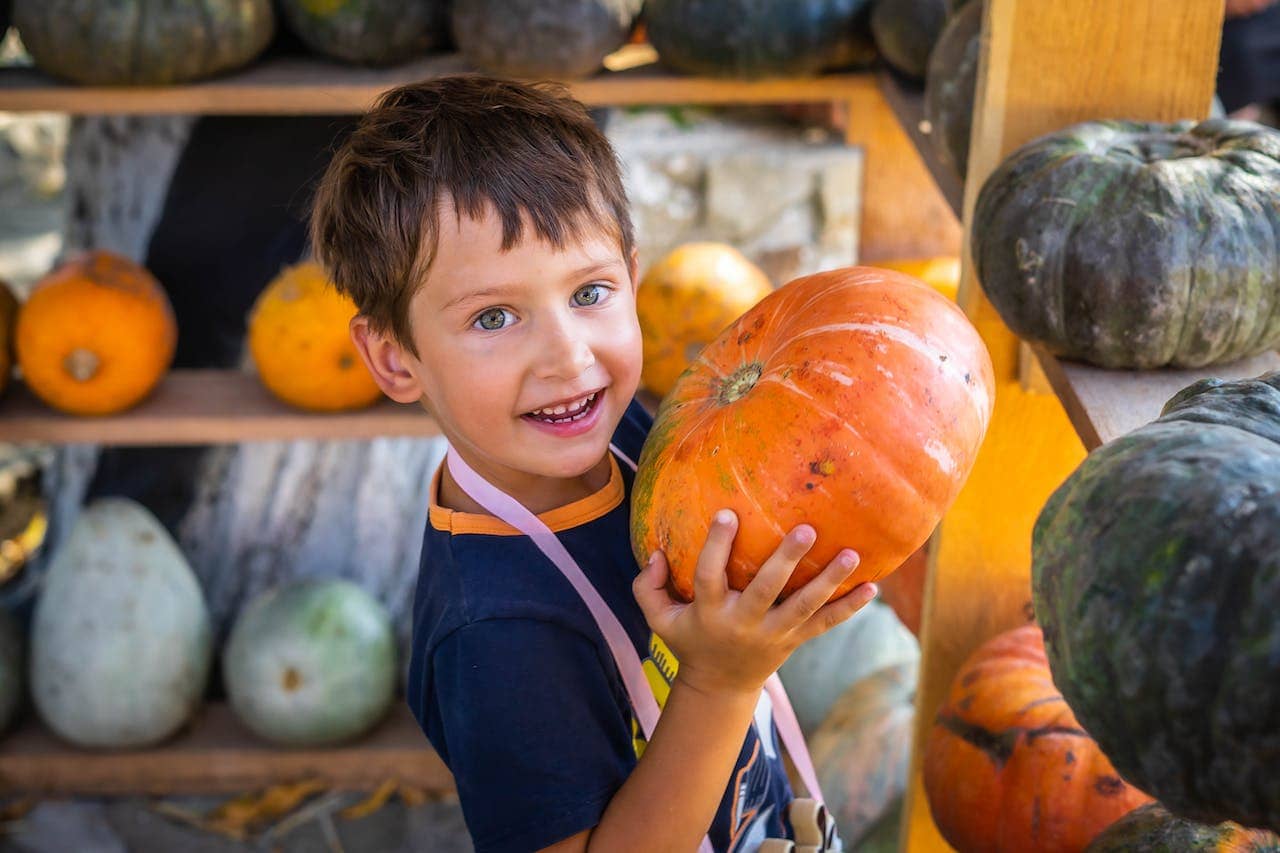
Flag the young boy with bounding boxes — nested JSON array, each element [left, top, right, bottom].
[[310, 76, 878, 852]]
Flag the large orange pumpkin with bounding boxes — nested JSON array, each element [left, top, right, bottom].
[[630, 266, 994, 601], [637, 242, 773, 398], [248, 262, 381, 412], [924, 625, 1153, 853], [16, 251, 176, 416]]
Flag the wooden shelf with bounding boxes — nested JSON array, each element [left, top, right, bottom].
[[0, 703, 453, 796], [874, 71, 1280, 450], [1035, 347, 1280, 450], [0, 53, 876, 115], [0, 370, 439, 445]]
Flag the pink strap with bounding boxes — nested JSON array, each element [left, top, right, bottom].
[[445, 443, 822, 851]]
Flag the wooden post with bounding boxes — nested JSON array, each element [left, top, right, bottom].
[[844, 87, 963, 262], [901, 1, 1225, 850]]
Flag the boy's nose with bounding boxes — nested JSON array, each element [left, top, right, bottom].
[[535, 322, 596, 380]]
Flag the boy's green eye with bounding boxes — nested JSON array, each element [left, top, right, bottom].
[[573, 284, 603, 306], [475, 308, 511, 330]]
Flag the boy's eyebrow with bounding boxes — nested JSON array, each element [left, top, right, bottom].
[[441, 259, 626, 312]]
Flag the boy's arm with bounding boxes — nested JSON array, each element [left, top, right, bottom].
[[545, 511, 878, 853]]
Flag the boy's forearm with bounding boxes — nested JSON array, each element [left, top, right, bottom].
[[586, 678, 762, 852]]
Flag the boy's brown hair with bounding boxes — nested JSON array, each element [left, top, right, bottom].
[[310, 75, 636, 356]]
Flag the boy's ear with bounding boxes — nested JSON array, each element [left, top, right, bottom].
[[349, 315, 424, 405]]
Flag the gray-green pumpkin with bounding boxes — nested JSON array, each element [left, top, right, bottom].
[[277, 0, 450, 66], [646, 0, 875, 80], [1086, 803, 1280, 852], [923, 0, 980, 179], [223, 578, 396, 746], [451, 0, 642, 80], [973, 119, 1280, 369], [0, 610, 23, 735], [31, 498, 212, 749], [14, 0, 275, 85], [1033, 372, 1280, 831], [871, 0, 949, 81]]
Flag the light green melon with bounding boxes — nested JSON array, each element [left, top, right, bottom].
[[223, 578, 396, 746], [31, 498, 212, 748]]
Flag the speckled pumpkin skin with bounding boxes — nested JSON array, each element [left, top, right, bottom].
[[452, 0, 641, 80], [1087, 803, 1280, 853], [924, 625, 1153, 853], [637, 243, 774, 398], [1033, 372, 1280, 832], [248, 262, 381, 412], [973, 120, 1280, 369], [16, 251, 176, 416], [278, 0, 449, 65], [14, 0, 275, 85], [646, 0, 874, 79], [923, 0, 980, 179]]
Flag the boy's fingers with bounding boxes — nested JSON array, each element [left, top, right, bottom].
[[770, 549, 860, 628], [692, 509, 736, 606], [738, 525, 817, 617], [633, 551, 681, 632], [794, 582, 879, 644]]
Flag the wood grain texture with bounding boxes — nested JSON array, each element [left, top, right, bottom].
[[0, 704, 453, 795], [902, 1, 1225, 849]]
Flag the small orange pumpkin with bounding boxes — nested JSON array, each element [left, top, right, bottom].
[[248, 262, 381, 412], [16, 252, 176, 416], [631, 266, 994, 601], [637, 242, 773, 398], [870, 257, 960, 302], [924, 625, 1153, 853]]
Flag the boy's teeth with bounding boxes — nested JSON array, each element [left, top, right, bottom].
[[532, 392, 596, 418]]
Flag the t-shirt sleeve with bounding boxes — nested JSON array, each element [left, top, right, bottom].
[[429, 618, 638, 853]]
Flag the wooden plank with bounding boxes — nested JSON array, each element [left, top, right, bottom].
[[0, 704, 453, 795], [874, 70, 964, 220], [1036, 348, 1280, 451], [902, 1, 1225, 850], [0, 56, 874, 115], [0, 370, 439, 445]]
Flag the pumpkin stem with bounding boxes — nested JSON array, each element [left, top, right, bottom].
[[718, 362, 763, 404], [63, 348, 100, 383]]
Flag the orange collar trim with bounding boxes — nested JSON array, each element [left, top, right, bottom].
[[428, 456, 625, 536]]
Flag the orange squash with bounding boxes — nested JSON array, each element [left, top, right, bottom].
[[248, 262, 381, 412], [16, 252, 176, 416], [637, 242, 773, 398], [871, 256, 961, 303], [924, 625, 1154, 853], [630, 266, 994, 601]]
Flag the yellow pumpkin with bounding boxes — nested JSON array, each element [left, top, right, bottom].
[[637, 243, 773, 397], [16, 252, 176, 416], [870, 257, 961, 302], [248, 262, 381, 412]]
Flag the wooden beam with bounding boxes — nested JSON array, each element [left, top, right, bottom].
[[901, 1, 1225, 849]]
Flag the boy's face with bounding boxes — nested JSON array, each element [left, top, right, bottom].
[[356, 203, 642, 500]]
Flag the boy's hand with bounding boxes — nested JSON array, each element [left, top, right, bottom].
[[633, 509, 878, 697]]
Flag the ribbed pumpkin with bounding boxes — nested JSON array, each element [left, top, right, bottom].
[[0, 279, 18, 398], [31, 498, 212, 749], [637, 243, 774, 398], [1087, 804, 1280, 853], [870, 0, 949, 80], [974, 119, 1280, 369], [630, 266, 994, 601], [16, 251, 176, 416], [809, 661, 917, 846], [248, 262, 381, 412], [923, 0, 981, 179], [646, 0, 874, 79], [1033, 372, 1280, 832], [277, 0, 449, 65], [223, 578, 397, 746], [13, 0, 275, 85], [452, 0, 642, 80], [924, 625, 1153, 853]]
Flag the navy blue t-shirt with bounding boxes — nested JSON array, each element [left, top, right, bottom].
[[406, 399, 796, 852]]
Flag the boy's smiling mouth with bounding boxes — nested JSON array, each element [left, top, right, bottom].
[[523, 389, 604, 426]]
